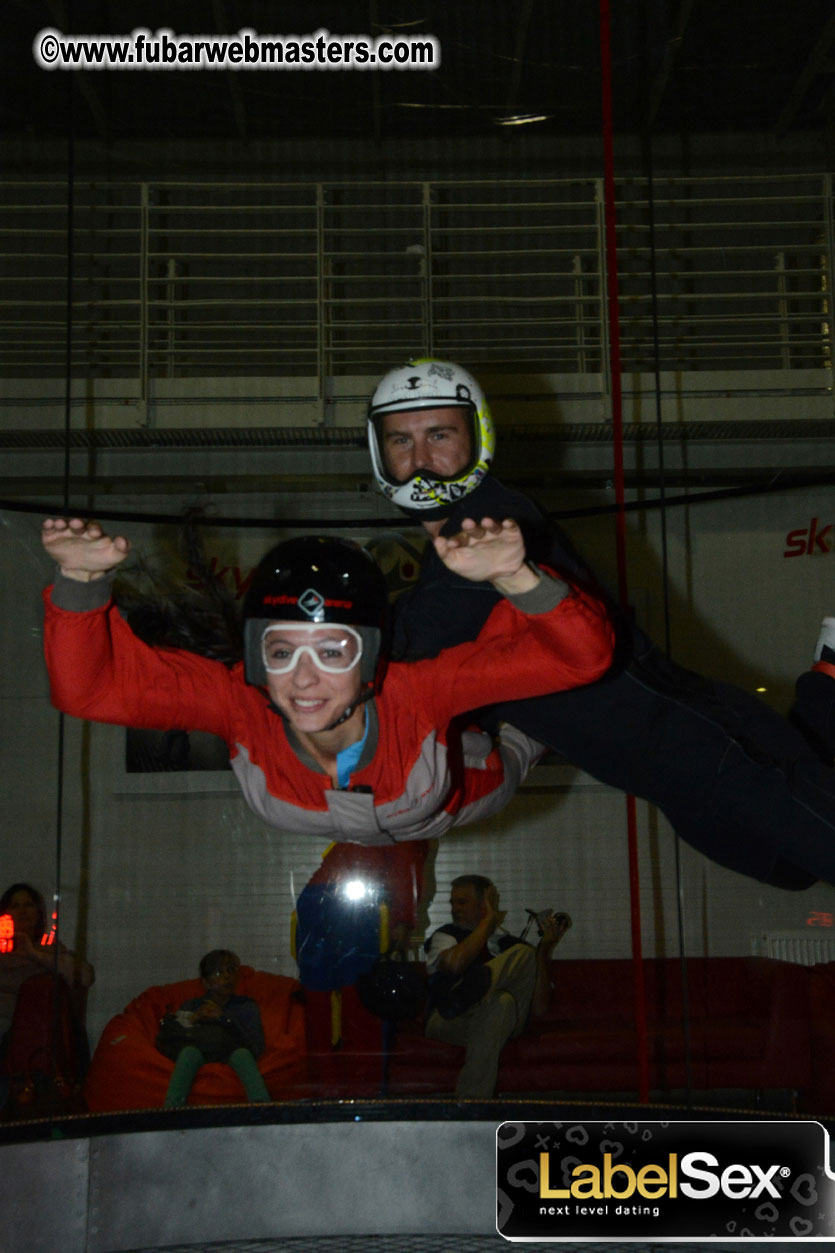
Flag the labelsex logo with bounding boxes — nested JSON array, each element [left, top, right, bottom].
[[539, 1151, 785, 1201]]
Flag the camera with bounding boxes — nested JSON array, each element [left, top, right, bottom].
[[526, 908, 571, 936]]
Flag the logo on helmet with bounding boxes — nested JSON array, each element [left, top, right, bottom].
[[298, 588, 325, 618]]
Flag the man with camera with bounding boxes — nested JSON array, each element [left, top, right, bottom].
[[424, 874, 571, 1098]]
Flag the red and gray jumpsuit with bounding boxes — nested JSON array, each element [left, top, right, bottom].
[[42, 565, 613, 846]]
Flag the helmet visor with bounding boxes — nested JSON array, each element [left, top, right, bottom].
[[261, 623, 363, 675]]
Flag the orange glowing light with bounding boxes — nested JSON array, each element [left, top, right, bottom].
[[40, 910, 58, 947]]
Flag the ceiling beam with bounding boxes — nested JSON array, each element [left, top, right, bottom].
[[369, 0, 383, 145], [212, 0, 249, 142], [46, 0, 111, 143], [775, 9, 835, 134], [504, 0, 536, 117], [646, 0, 696, 129]]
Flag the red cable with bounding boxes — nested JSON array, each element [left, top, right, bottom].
[[599, 0, 650, 1104]]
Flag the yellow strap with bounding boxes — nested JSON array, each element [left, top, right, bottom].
[[379, 902, 390, 953]]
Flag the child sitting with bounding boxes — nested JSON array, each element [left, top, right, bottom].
[[158, 950, 270, 1108]]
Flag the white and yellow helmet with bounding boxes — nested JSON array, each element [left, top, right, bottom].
[[367, 358, 495, 515]]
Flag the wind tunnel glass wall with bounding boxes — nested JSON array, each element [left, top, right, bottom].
[[2, 476, 834, 1120]]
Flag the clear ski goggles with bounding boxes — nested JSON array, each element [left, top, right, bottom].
[[261, 622, 363, 675]]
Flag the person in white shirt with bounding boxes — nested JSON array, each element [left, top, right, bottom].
[[424, 874, 570, 1098]]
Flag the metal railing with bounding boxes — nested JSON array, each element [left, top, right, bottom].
[[0, 173, 831, 388]]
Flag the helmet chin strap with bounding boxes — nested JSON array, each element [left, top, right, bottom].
[[322, 682, 375, 731]]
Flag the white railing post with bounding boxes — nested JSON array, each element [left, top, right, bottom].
[[422, 182, 434, 357], [775, 250, 790, 370], [165, 257, 178, 378], [822, 173, 835, 397], [573, 253, 587, 374], [595, 178, 611, 411], [138, 182, 150, 424], [316, 183, 327, 424]]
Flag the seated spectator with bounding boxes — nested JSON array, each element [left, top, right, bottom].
[[0, 881, 94, 1112], [157, 950, 270, 1108], [85, 964, 305, 1112], [424, 874, 570, 1098]]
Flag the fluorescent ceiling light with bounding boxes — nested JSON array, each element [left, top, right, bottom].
[[495, 113, 550, 127]]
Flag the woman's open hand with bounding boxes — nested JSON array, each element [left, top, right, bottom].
[[42, 517, 131, 582]]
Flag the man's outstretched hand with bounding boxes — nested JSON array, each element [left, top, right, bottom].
[[433, 517, 539, 595]]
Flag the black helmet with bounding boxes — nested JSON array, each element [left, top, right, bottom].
[[242, 536, 389, 688]]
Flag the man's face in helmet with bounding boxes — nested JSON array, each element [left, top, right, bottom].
[[381, 407, 472, 484]]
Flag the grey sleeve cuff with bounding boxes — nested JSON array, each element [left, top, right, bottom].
[[50, 569, 116, 612], [504, 567, 571, 615]]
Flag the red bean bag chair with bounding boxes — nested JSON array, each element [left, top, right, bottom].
[[84, 966, 307, 1112]]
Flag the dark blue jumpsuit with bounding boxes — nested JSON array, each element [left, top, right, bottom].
[[391, 476, 835, 890]]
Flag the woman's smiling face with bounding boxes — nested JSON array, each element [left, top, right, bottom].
[[262, 623, 363, 735]]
